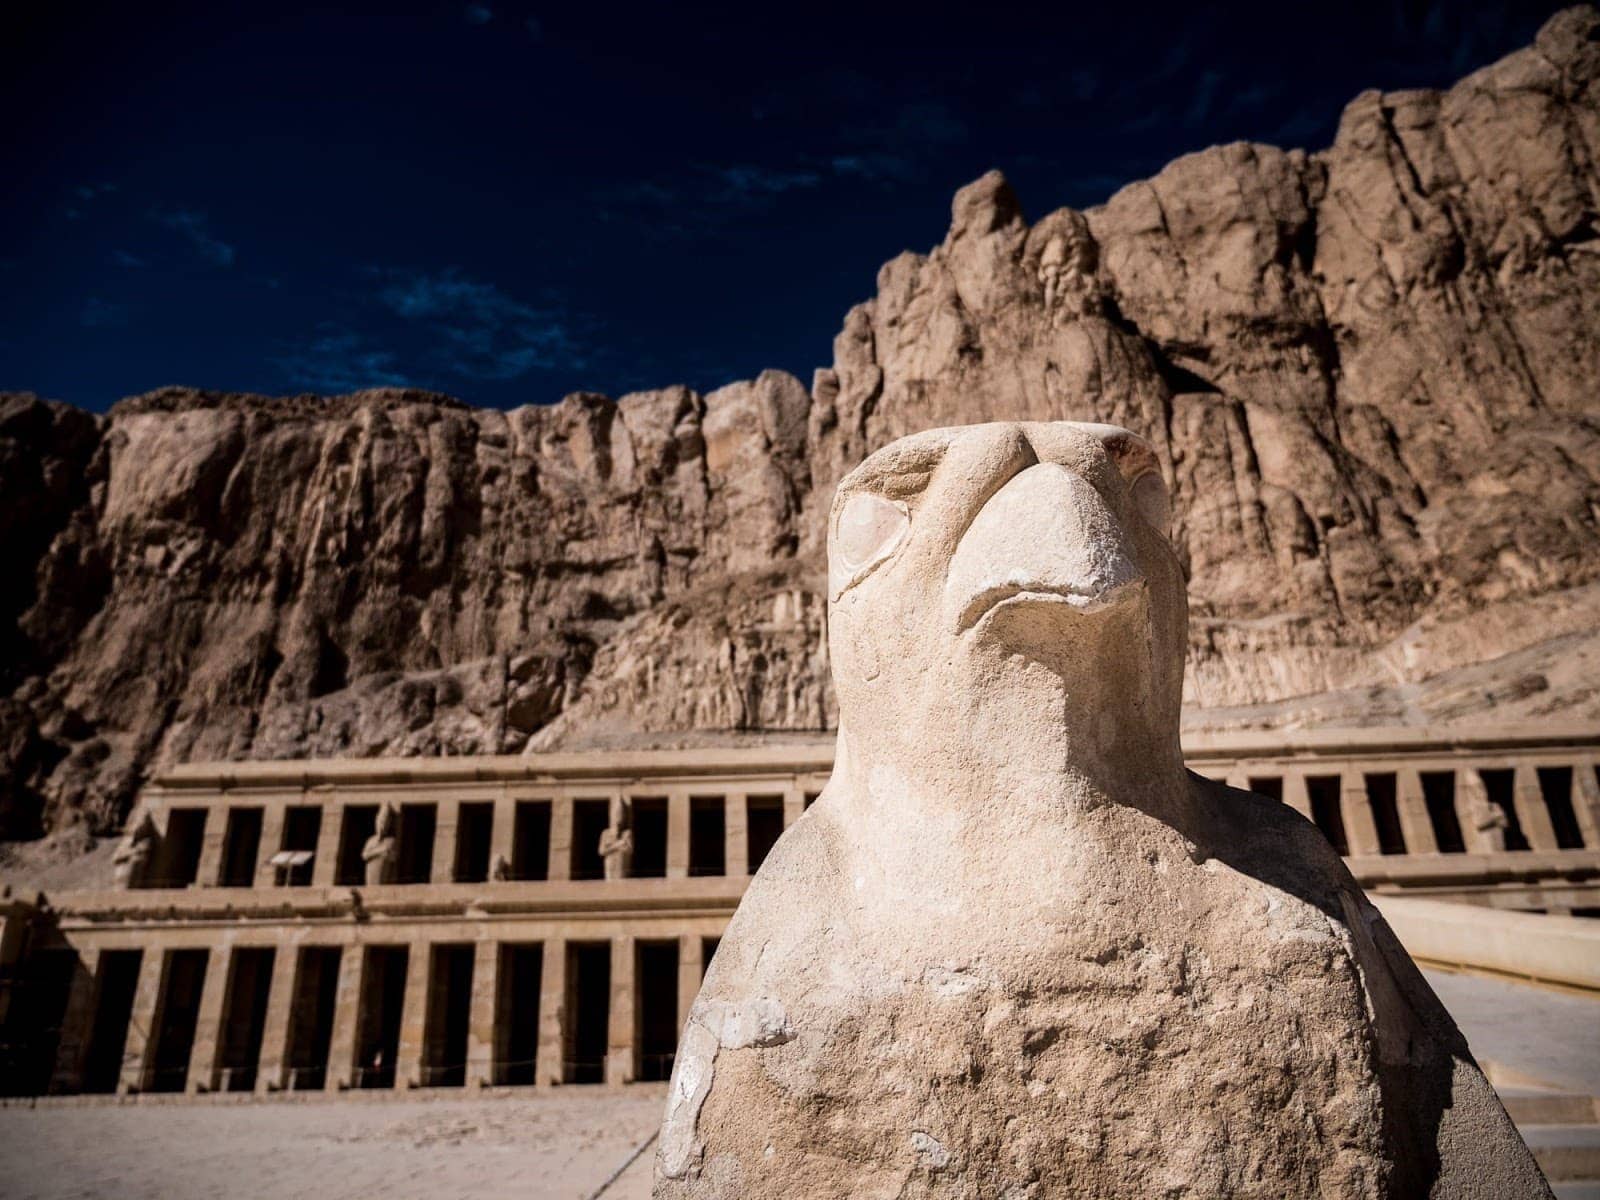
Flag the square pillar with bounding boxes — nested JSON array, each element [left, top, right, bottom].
[[254, 945, 301, 1092], [782, 786, 805, 829], [432, 800, 461, 885], [1513, 766, 1560, 851], [1341, 772, 1382, 856], [724, 794, 748, 879], [255, 806, 287, 887], [48, 946, 102, 1094], [1395, 767, 1438, 854], [194, 809, 227, 887], [489, 796, 516, 878], [1573, 761, 1600, 848], [1458, 769, 1502, 854], [394, 942, 432, 1088], [323, 946, 366, 1091], [677, 934, 703, 1034], [666, 793, 690, 880], [185, 943, 235, 1093], [1281, 771, 1312, 821], [118, 948, 167, 1094], [606, 936, 635, 1087], [466, 940, 499, 1087], [536, 937, 567, 1088], [311, 802, 343, 886], [548, 797, 573, 882]]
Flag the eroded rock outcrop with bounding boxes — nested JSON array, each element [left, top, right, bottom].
[[2, 7, 1598, 840]]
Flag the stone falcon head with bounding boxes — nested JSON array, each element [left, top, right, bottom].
[[825, 421, 1185, 790]]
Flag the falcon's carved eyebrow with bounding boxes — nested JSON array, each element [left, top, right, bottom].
[[835, 435, 952, 501]]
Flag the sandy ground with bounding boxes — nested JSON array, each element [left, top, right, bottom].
[[0, 970, 1592, 1200]]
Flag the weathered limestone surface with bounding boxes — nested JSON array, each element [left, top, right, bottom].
[[657, 422, 1550, 1198], [2, 8, 1599, 842]]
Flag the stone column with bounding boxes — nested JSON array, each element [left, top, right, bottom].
[[185, 943, 234, 1093], [606, 936, 635, 1087], [323, 945, 366, 1091], [311, 801, 343, 886], [1394, 767, 1438, 855], [394, 942, 432, 1088], [548, 797, 574, 882], [1341, 772, 1382, 857], [255, 945, 301, 1093], [724, 793, 748, 879], [432, 800, 461, 885], [1513, 766, 1560, 851], [48, 946, 102, 1094], [194, 809, 226, 888], [536, 937, 567, 1087], [255, 805, 287, 887], [117, 948, 167, 1094], [1281, 771, 1312, 821], [489, 796, 516, 878], [1573, 761, 1600, 848], [666, 793, 690, 880], [782, 786, 805, 829], [677, 934, 703, 1033], [466, 940, 499, 1087]]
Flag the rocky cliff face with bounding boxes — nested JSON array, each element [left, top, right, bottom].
[[3, 6, 1599, 841]]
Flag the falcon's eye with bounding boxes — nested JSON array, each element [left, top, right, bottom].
[[1130, 472, 1172, 536], [836, 492, 909, 572]]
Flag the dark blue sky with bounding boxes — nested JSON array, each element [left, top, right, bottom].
[[2, 0, 1562, 412]]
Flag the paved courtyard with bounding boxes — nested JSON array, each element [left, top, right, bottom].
[[0, 969, 1592, 1200]]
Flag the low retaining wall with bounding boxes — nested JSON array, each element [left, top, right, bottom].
[[1371, 894, 1600, 992]]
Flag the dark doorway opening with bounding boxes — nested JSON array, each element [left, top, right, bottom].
[[746, 796, 784, 873], [701, 938, 720, 979], [0, 949, 76, 1096], [498, 943, 542, 1085], [453, 804, 494, 883], [571, 800, 609, 880], [336, 806, 378, 885], [635, 941, 679, 1082], [219, 808, 262, 887], [1538, 766, 1585, 849], [284, 946, 341, 1091], [1247, 776, 1283, 803], [153, 809, 208, 887], [355, 946, 408, 1088], [689, 798, 725, 877], [397, 805, 437, 884], [217, 948, 275, 1092], [1306, 776, 1348, 855], [423, 944, 473, 1087], [1365, 773, 1407, 855], [278, 807, 322, 886], [513, 800, 550, 881], [804, 792, 819, 810], [1421, 772, 1466, 853], [563, 942, 610, 1083], [631, 798, 668, 878], [147, 949, 209, 1093], [82, 950, 142, 1094], [1480, 770, 1530, 851]]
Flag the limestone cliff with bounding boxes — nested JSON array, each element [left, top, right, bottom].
[[3, 6, 1598, 840]]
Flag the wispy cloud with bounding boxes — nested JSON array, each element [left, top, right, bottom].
[[464, 3, 492, 24], [110, 250, 146, 269], [373, 267, 582, 381], [154, 209, 235, 267], [64, 181, 117, 221], [273, 327, 410, 393], [1187, 69, 1225, 127]]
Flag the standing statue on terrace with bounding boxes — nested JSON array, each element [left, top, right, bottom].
[[655, 422, 1551, 1198], [361, 802, 398, 886], [112, 809, 158, 889], [600, 796, 634, 881]]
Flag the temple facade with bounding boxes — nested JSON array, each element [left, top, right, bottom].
[[1, 723, 1596, 1099]]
